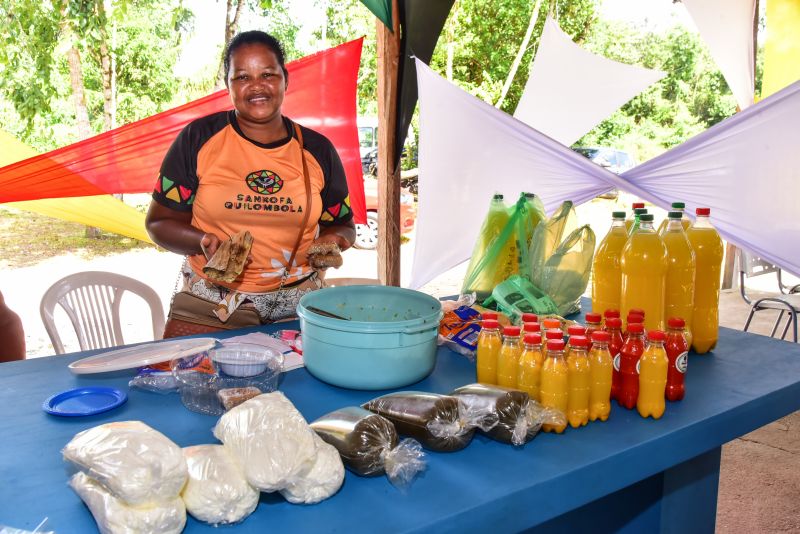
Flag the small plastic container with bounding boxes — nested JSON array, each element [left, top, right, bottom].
[[171, 344, 284, 415]]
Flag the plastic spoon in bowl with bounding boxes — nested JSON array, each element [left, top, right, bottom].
[[306, 306, 351, 321]]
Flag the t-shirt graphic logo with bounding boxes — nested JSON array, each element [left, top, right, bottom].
[[246, 170, 283, 194]]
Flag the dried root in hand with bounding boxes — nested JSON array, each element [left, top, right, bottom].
[[307, 242, 343, 269], [203, 230, 254, 283]]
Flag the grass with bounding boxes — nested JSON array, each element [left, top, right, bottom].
[[0, 205, 157, 270]]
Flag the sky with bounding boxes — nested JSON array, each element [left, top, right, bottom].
[[174, 0, 697, 78]]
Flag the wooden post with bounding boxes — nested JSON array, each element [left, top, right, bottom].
[[375, 0, 402, 286]]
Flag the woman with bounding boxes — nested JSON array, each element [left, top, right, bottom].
[[146, 31, 355, 328]]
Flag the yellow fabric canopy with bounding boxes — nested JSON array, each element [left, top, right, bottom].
[[0, 130, 152, 243]]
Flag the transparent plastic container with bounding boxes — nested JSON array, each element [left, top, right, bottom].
[[171, 344, 284, 415]]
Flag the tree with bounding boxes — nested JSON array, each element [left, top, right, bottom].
[[214, 0, 274, 88]]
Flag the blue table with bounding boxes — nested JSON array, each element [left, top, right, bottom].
[[2, 319, 800, 533]]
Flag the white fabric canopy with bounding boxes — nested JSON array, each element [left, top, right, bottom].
[[513, 17, 665, 147], [410, 59, 800, 289], [682, 0, 755, 110]]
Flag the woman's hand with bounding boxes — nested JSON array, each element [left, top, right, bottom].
[[315, 223, 356, 252], [200, 233, 222, 260]]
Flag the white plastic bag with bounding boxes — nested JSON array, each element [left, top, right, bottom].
[[69, 473, 186, 534], [213, 392, 319, 492], [279, 435, 344, 504], [62, 421, 187, 506], [181, 445, 259, 525]]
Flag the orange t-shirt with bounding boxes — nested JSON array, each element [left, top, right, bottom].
[[153, 112, 352, 292]]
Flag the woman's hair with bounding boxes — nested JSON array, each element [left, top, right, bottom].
[[223, 31, 288, 85]]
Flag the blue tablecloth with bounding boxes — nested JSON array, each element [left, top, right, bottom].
[[1, 317, 800, 533]]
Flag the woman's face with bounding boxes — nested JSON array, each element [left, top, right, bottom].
[[227, 43, 287, 127]]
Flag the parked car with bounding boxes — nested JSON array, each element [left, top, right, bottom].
[[573, 147, 638, 199], [354, 177, 417, 250]]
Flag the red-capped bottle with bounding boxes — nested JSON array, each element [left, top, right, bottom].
[[482, 312, 498, 321], [617, 323, 645, 410], [585, 312, 602, 346], [605, 317, 624, 401], [624, 312, 645, 341], [604, 309, 620, 323], [665, 317, 688, 401], [521, 313, 539, 324], [519, 322, 541, 348], [567, 324, 586, 337]]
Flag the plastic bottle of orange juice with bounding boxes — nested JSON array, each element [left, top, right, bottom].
[[476, 320, 502, 383], [565, 324, 586, 358], [517, 333, 543, 401], [662, 211, 696, 348], [625, 202, 645, 233], [566, 336, 591, 428], [540, 338, 568, 433], [588, 330, 613, 421], [584, 312, 602, 348], [621, 214, 668, 332], [686, 208, 724, 354], [519, 322, 541, 349], [637, 330, 669, 419], [628, 208, 649, 236], [542, 328, 563, 353], [496, 326, 521, 388], [658, 202, 691, 234], [592, 211, 628, 317]]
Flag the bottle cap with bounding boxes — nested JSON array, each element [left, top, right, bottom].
[[632, 202, 645, 209], [671, 202, 686, 209], [639, 214, 654, 222], [493, 193, 504, 200], [696, 207, 710, 216], [524, 333, 542, 345], [629, 308, 646, 316], [567, 325, 586, 336], [569, 335, 589, 348], [604, 309, 620, 319], [482, 312, 498, 320], [503, 326, 521, 337], [522, 322, 541, 333], [521, 313, 538, 323], [627, 323, 645, 334], [482, 320, 499, 329], [542, 318, 561, 329], [585, 312, 602, 323], [606, 317, 622, 328], [668, 211, 683, 219], [592, 330, 611, 343], [668, 317, 686, 328], [612, 211, 626, 218], [545, 328, 564, 340], [648, 330, 666, 342], [524, 192, 536, 198], [634, 208, 648, 215], [547, 339, 565, 351], [627, 314, 644, 325]]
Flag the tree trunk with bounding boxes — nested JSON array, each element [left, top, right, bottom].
[[445, 0, 458, 81], [216, 0, 245, 89], [495, 0, 544, 110], [97, 0, 116, 131], [66, 46, 92, 139]]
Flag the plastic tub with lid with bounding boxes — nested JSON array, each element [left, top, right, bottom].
[[297, 286, 443, 390]]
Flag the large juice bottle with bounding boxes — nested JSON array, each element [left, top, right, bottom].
[[517, 333, 543, 401], [621, 214, 668, 332], [476, 320, 502, 383], [566, 335, 591, 428], [496, 326, 521, 388], [662, 211, 696, 348], [625, 202, 645, 233], [627, 208, 649, 236], [589, 330, 613, 421], [686, 208, 724, 354], [462, 194, 511, 299], [519, 322, 541, 349], [665, 317, 688, 401], [637, 330, 668, 419], [617, 323, 645, 409], [592, 211, 628, 316], [540, 339, 568, 433], [658, 202, 691, 234], [606, 317, 624, 401]]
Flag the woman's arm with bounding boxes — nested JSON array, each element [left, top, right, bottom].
[[315, 221, 356, 251], [145, 201, 221, 258]]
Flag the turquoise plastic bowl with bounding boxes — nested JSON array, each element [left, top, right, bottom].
[[297, 286, 443, 390]]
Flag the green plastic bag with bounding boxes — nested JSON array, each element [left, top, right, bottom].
[[461, 193, 545, 300], [529, 218, 596, 316]]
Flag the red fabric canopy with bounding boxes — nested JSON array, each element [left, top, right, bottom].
[[0, 38, 366, 223]]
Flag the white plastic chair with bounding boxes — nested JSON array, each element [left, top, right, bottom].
[[40, 271, 165, 354], [738, 250, 800, 343]]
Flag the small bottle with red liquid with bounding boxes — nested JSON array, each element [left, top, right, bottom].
[[665, 317, 688, 401], [605, 317, 624, 401], [617, 323, 646, 410]]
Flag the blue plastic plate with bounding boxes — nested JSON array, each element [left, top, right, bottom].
[[43, 387, 128, 417]]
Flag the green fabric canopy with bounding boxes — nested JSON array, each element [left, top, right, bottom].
[[360, 0, 393, 29]]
